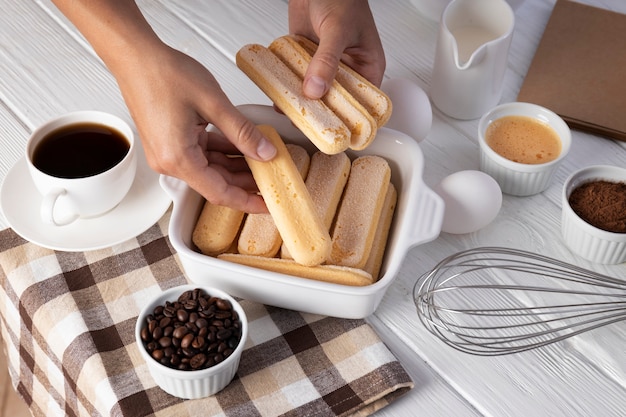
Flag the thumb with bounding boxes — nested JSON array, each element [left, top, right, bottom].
[[212, 106, 276, 161], [302, 36, 345, 100]]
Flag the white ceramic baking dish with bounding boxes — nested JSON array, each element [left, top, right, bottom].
[[162, 104, 443, 319]]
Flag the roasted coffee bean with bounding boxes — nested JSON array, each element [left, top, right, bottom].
[[159, 317, 172, 328], [140, 288, 243, 371], [216, 299, 231, 311], [173, 326, 188, 339], [190, 353, 207, 369], [158, 337, 172, 348], [152, 326, 163, 341], [178, 290, 192, 302], [217, 329, 232, 341], [148, 320, 157, 334], [163, 305, 176, 317], [191, 336, 205, 350], [227, 337, 239, 349], [206, 342, 218, 353], [207, 330, 216, 343], [170, 355, 181, 367], [177, 309, 188, 322], [181, 347, 196, 358], [140, 327, 150, 342], [163, 326, 174, 337], [152, 349, 164, 361], [180, 333, 194, 349]]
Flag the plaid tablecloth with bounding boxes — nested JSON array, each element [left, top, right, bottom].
[[0, 210, 413, 417]]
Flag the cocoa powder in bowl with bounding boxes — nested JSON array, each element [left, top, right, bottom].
[[568, 180, 626, 233]]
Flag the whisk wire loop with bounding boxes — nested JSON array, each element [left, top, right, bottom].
[[414, 247, 626, 356]]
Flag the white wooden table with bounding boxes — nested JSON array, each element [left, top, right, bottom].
[[2, 1, 626, 416]]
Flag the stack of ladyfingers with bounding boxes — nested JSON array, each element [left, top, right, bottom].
[[192, 125, 397, 287], [236, 35, 392, 155]]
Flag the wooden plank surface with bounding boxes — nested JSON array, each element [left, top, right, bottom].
[[1, 1, 626, 416]]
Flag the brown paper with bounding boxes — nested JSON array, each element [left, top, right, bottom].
[[517, 0, 626, 141]]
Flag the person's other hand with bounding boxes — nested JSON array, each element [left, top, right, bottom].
[[288, 0, 385, 99]]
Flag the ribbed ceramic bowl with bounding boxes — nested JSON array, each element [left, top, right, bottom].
[[135, 284, 248, 399], [561, 165, 626, 264], [478, 102, 571, 196], [162, 104, 444, 319]]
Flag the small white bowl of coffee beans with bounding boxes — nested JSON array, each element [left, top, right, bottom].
[[135, 285, 248, 399]]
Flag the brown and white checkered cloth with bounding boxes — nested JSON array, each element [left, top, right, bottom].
[[0, 210, 413, 417]]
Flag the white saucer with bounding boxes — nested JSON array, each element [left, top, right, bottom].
[[0, 149, 171, 252]]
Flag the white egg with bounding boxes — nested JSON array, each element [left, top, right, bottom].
[[381, 78, 432, 142], [434, 170, 502, 234]]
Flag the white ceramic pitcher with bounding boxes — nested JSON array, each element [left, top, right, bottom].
[[430, 0, 515, 120]]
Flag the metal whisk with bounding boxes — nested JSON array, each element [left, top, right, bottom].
[[414, 247, 626, 356]]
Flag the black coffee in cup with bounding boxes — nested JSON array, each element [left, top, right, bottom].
[[32, 123, 130, 179]]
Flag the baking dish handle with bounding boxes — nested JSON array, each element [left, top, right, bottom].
[[159, 174, 187, 200], [407, 183, 444, 247]]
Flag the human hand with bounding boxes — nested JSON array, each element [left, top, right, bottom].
[[115, 45, 277, 214], [50, 0, 277, 214], [288, 0, 385, 99]]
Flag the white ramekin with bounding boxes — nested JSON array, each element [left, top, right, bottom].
[[135, 284, 248, 399], [561, 165, 626, 264], [478, 102, 571, 196]]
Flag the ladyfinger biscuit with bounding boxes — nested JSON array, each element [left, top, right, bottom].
[[281, 151, 351, 259], [236, 44, 350, 155], [192, 202, 245, 256], [245, 125, 331, 266], [363, 183, 397, 280], [218, 253, 373, 287], [329, 155, 391, 268], [238, 144, 311, 258], [294, 35, 392, 128], [269, 36, 377, 150]]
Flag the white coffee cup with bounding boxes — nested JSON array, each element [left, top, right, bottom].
[[26, 111, 137, 226]]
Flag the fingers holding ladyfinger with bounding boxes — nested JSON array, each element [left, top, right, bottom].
[[236, 36, 391, 154], [292, 35, 393, 129]]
